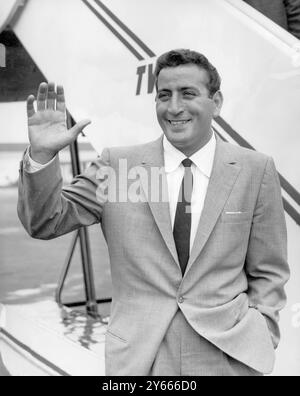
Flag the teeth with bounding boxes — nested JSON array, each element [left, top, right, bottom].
[[169, 120, 190, 125]]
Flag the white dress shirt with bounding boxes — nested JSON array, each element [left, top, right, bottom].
[[24, 149, 56, 173], [25, 133, 216, 251], [163, 133, 216, 252]]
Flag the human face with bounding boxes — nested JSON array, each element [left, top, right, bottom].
[[156, 64, 223, 156]]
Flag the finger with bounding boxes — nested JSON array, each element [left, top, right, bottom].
[[27, 95, 36, 118], [56, 85, 66, 113], [47, 82, 56, 110], [37, 82, 48, 111], [69, 119, 91, 138]]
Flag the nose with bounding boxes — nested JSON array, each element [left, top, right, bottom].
[[168, 95, 184, 116]]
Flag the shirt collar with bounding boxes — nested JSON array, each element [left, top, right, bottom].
[[163, 132, 216, 178]]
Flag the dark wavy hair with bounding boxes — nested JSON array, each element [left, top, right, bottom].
[[154, 49, 221, 97]]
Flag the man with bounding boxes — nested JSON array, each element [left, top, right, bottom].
[[243, 0, 300, 39], [18, 49, 289, 376]]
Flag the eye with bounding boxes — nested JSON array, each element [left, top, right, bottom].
[[157, 92, 170, 101], [183, 91, 196, 97]]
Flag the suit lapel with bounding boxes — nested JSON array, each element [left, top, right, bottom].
[[136, 136, 241, 272], [139, 137, 180, 267], [185, 137, 242, 275]]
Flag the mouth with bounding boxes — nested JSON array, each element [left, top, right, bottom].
[[167, 119, 192, 126]]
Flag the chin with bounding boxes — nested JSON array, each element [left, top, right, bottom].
[[166, 130, 190, 142], [168, 135, 191, 152]]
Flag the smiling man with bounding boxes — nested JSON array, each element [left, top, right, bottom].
[[156, 55, 223, 157], [18, 49, 289, 376]]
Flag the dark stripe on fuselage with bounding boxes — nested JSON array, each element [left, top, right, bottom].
[[0, 328, 71, 376], [215, 116, 300, 207], [214, 126, 300, 226], [82, 0, 144, 61], [93, 0, 156, 58]]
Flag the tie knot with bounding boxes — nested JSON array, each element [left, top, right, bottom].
[[182, 158, 193, 168]]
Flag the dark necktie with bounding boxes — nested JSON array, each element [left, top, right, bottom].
[[173, 158, 193, 275]]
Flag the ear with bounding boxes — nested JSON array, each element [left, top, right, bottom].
[[212, 91, 223, 117]]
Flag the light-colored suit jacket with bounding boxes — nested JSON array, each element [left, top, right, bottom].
[[18, 135, 289, 375]]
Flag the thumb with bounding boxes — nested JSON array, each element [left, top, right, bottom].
[[69, 119, 91, 138]]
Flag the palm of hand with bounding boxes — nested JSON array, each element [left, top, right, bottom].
[[27, 83, 91, 163], [28, 110, 67, 153]]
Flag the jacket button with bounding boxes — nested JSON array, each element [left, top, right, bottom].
[[178, 296, 184, 304]]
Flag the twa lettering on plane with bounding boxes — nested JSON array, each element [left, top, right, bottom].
[[136, 63, 156, 96]]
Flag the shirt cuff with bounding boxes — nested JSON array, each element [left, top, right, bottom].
[[24, 147, 56, 173]]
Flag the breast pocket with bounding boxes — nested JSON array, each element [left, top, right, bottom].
[[221, 211, 252, 224]]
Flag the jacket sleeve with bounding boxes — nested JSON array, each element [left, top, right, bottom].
[[17, 148, 110, 239], [285, 0, 300, 39], [245, 156, 290, 349]]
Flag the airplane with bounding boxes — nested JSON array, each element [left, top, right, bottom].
[[0, 0, 299, 376]]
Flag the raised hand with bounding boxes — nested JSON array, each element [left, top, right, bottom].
[[27, 82, 91, 164]]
